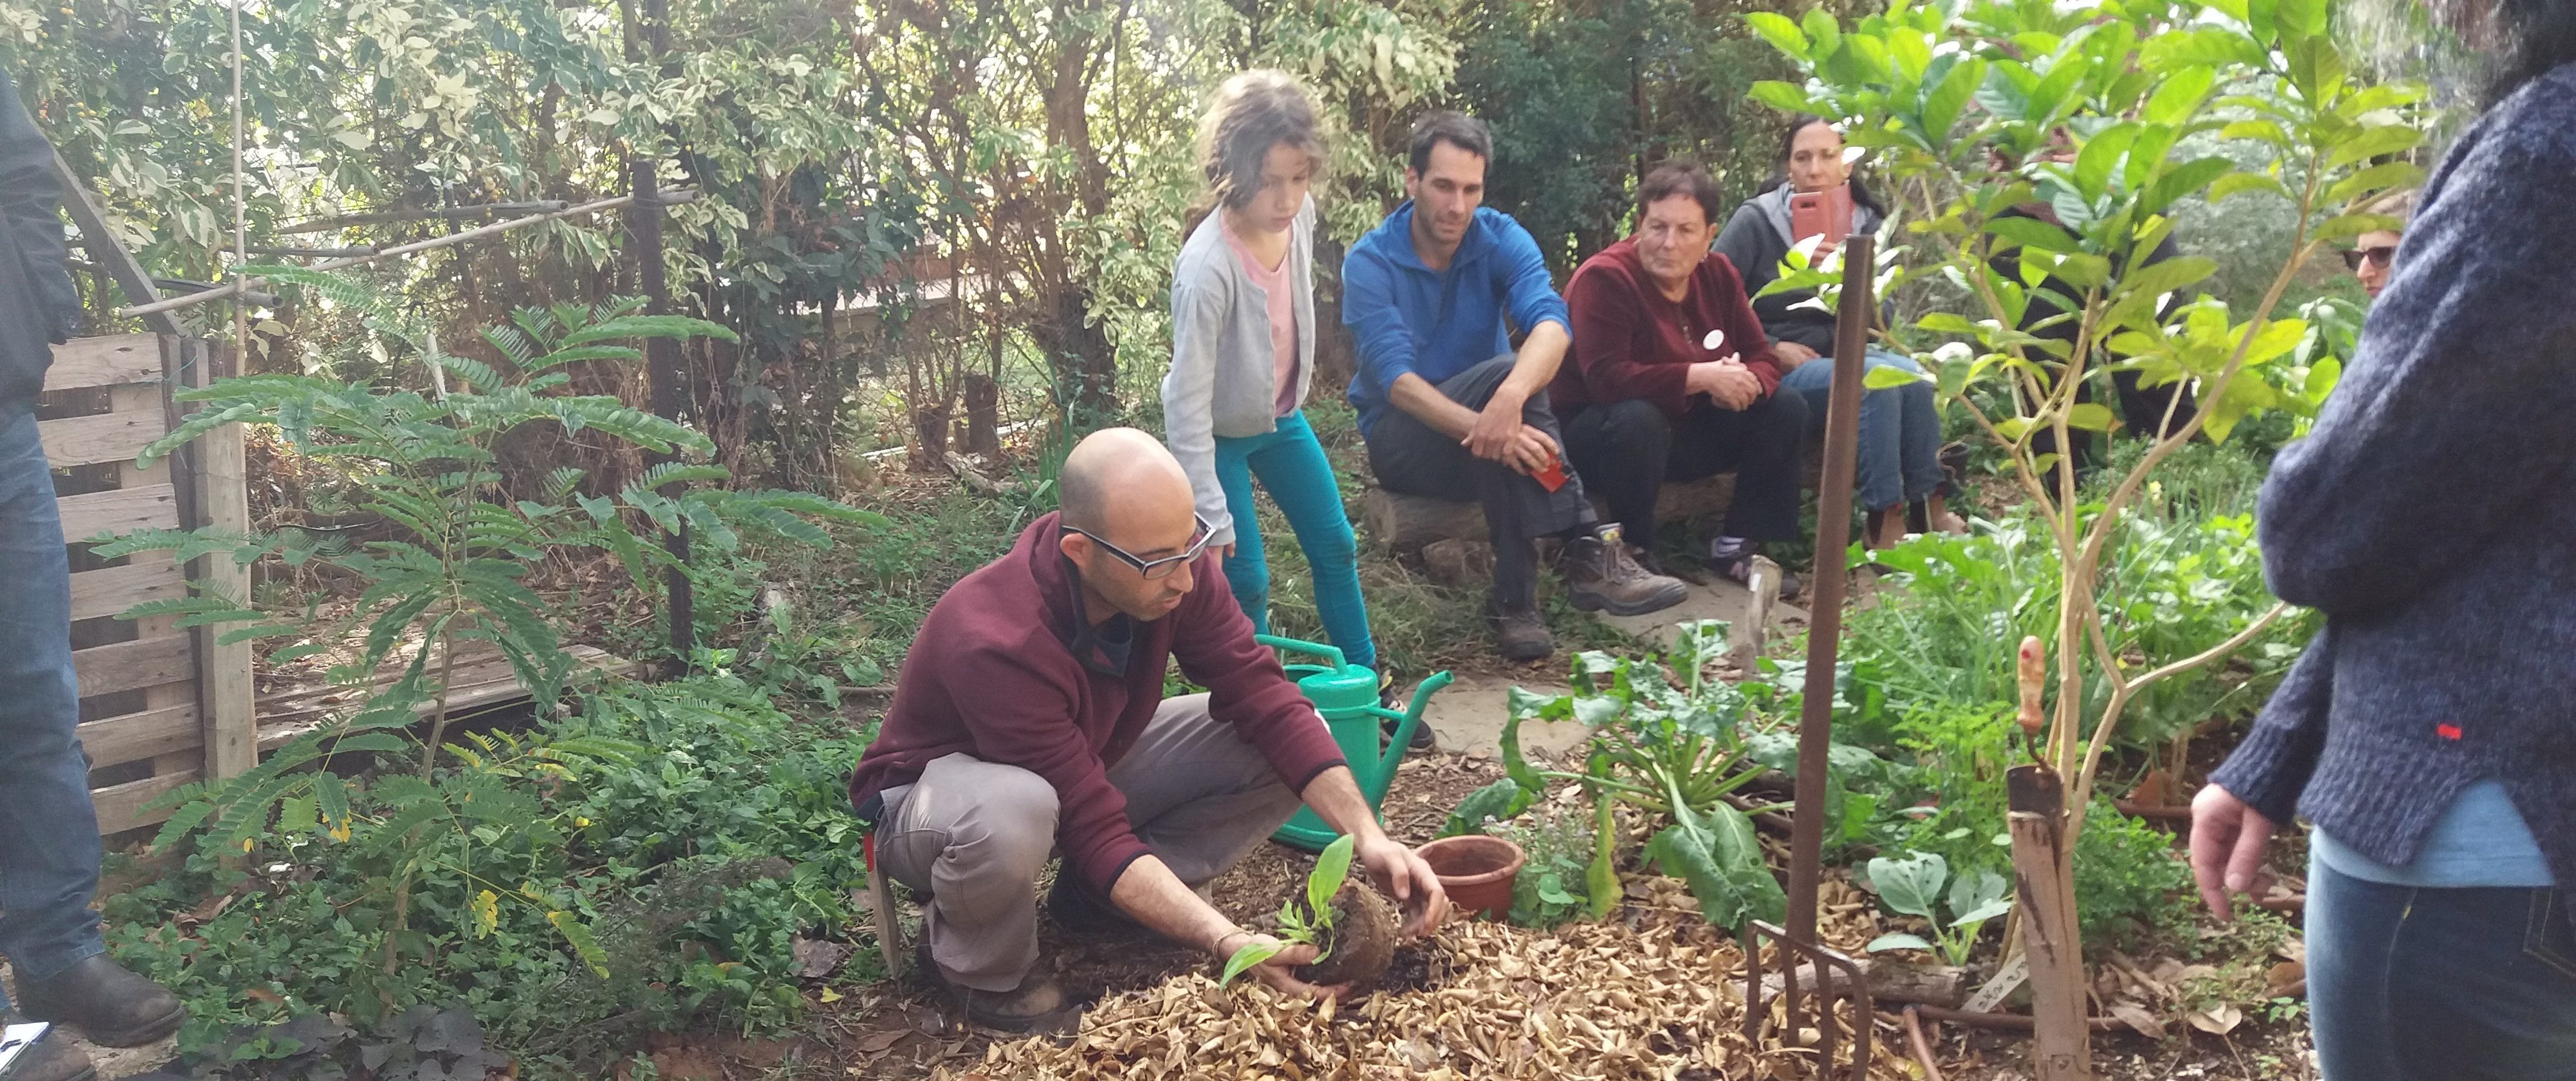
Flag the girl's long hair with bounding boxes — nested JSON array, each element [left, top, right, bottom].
[[1183, 70, 1328, 237]]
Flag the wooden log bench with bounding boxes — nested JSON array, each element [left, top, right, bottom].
[[1362, 473, 1742, 553]]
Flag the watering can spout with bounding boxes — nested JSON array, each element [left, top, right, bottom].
[[1367, 671, 1455, 800], [1252, 634, 1455, 852]]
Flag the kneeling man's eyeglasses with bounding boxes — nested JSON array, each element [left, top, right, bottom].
[[1067, 515, 1214, 579]]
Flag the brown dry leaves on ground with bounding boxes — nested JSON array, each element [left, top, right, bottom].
[[945, 899, 1912, 1081]]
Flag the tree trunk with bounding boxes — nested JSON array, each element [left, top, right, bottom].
[[2008, 763, 2094, 1080], [961, 372, 1001, 456], [910, 398, 952, 473]]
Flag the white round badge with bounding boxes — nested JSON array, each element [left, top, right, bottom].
[[1702, 329, 1726, 352]]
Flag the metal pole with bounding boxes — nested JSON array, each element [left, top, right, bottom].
[[629, 0, 691, 670], [1786, 233, 1875, 945]]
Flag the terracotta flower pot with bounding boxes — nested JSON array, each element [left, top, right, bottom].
[[1417, 835, 1526, 921]]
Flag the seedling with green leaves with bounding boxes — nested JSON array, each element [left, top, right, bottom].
[[1221, 834, 1355, 986], [1865, 851, 2014, 967]]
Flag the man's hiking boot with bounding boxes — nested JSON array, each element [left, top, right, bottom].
[[1488, 601, 1554, 662], [14, 955, 185, 1049], [914, 942, 1082, 1034], [1563, 528, 1689, 616], [0, 1017, 98, 1081]]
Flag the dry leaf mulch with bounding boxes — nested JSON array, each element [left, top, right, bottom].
[[942, 899, 1915, 1081]]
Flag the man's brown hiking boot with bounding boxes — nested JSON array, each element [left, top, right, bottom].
[[915, 943, 1083, 1034], [1562, 527, 1689, 616], [1487, 601, 1554, 662]]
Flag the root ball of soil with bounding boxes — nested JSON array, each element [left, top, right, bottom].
[[1295, 881, 1398, 991]]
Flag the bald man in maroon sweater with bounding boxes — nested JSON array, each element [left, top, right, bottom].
[[848, 428, 1447, 1031]]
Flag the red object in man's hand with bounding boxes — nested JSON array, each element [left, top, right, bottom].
[[1533, 450, 1567, 492]]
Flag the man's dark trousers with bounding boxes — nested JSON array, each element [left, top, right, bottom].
[[1561, 392, 1808, 548], [1365, 354, 1594, 609]]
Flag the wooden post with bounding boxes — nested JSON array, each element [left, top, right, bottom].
[[186, 337, 258, 780], [628, 0, 692, 670], [2008, 763, 2092, 1080], [1787, 233, 1875, 944]]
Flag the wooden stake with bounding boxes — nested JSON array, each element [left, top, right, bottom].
[[2007, 763, 2092, 1080]]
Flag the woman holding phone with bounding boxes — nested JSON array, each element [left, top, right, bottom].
[[1161, 70, 1395, 730], [1715, 117, 1963, 549]]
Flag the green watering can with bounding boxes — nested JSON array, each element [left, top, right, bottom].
[[1255, 634, 1455, 853]]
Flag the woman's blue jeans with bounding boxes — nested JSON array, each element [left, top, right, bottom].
[[0, 406, 108, 1012], [2307, 856, 2576, 1080], [1777, 347, 1946, 512], [1214, 411, 1377, 672]]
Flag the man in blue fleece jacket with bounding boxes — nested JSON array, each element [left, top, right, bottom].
[[1344, 112, 1686, 661]]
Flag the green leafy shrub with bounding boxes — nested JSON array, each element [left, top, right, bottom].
[[104, 675, 873, 1073], [1480, 808, 1604, 929], [1863, 851, 2014, 966]]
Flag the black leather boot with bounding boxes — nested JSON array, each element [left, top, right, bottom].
[[14, 956, 184, 1048]]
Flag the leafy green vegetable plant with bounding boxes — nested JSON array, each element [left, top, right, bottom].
[[1456, 621, 1787, 930], [1221, 834, 1356, 986], [1865, 851, 2014, 967]]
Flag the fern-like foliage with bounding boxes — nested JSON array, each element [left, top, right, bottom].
[[114, 270, 867, 981]]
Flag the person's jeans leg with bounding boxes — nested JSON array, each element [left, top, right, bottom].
[[2310, 854, 2576, 1080], [873, 754, 1061, 992], [2307, 856, 2408, 1081], [1213, 430, 1273, 635], [1367, 355, 1589, 609], [1561, 400, 1672, 545], [0, 407, 106, 1007], [1247, 413, 1376, 671], [1104, 694, 1307, 887], [2384, 882, 2576, 1079], [1781, 352, 1908, 511]]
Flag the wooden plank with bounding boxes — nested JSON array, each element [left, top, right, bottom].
[[74, 637, 194, 699], [44, 335, 163, 392], [39, 409, 165, 468], [69, 557, 187, 621], [57, 483, 180, 541], [256, 645, 640, 752], [92, 769, 198, 836], [192, 398, 257, 780], [77, 704, 203, 769]]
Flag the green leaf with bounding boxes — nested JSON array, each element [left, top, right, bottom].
[[2209, 172, 2291, 203], [1309, 833, 1355, 928], [1744, 12, 1808, 60], [548, 910, 612, 977], [1866, 851, 1947, 920], [1866, 932, 1935, 953], [1440, 779, 1536, 838], [1221, 940, 1285, 986], [1586, 790, 1621, 920], [2326, 160, 2427, 205], [2065, 402, 2119, 432], [1948, 868, 2011, 924], [2142, 67, 2216, 127], [1984, 216, 2075, 253], [1920, 58, 1985, 148], [1863, 364, 1928, 390], [2327, 124, 2421, 168], [2140, 157, 2234, 216], [2112, 255, 2218, 301], [1748, 80, 1822, 115], [2075, 123, 2139, 201]]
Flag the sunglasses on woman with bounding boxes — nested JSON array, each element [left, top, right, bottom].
[[1065, 515, 1214, 579], [2341, 245, 2396, 271]]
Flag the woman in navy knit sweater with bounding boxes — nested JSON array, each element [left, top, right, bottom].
[[2191, 2, 2576, 1077]]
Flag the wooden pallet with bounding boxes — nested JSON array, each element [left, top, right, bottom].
[[254, 642, 646, 753], [46, 334, 256, 836]]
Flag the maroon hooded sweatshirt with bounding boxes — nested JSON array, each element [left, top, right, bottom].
[[1549, 238, 1787, 419], [846, 511, 1345, 896]]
